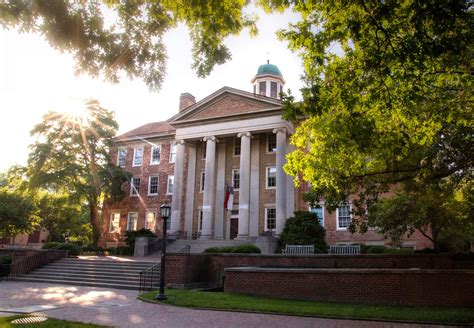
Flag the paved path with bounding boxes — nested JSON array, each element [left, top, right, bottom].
[[0, 282, 463, 328]]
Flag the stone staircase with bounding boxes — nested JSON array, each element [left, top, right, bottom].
[[166, 239, 251, 254], [9, 258, 155, 290]]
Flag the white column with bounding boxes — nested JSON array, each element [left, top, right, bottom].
[[214, 142, 226, 239], [170, 140, 185, 234], [237, 132, 251, 239], [273, 128, 287, 235], [184, 143, 197, 238], [200, 136, 218, 239], [286, 142, 295, 219], [249, 136, 260, 237]]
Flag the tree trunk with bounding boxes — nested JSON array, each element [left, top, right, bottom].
[[90, 202, 100, 246]]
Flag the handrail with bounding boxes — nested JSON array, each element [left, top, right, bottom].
[[139, 263, 161, 292], [9, 249, 68, 277]]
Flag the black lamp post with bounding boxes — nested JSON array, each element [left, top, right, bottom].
[[156, 200, 171, 301]]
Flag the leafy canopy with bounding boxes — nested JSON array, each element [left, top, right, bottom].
[[0, 0, 257, 91], [261, 0, 473, 230], [278, 211, 327, 253], [0, 189, 39, 238]]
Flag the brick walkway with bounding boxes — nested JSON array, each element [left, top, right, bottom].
[[0, 282, 462, 328]]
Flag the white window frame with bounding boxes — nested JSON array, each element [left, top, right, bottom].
[[200, 172, 205, 192], [264, 207, 276, 231], [148, 176, 159, 196], [150, 145, 161, 165], [233, 138, 241, 157], [109, 213, 120, 232], [198, 210, 203, 231], [167, 175, 174, 195], [126, 212, 138, 231], [132, 147, 144, 167], [130, 177, 141, 196], [267, 133, 277, 153], [266, 166, 276, 189], [145, 211, 156, 231], [117, 148, 127, 167], [169, 143, 177, 163], [309, 205, 325, 227], [232, 169, 240, 190], [336, 204, 352, 230]]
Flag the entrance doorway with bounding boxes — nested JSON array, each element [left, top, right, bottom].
[[230, 217, 238, 240]]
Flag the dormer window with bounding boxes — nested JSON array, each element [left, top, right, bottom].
[[271, 82, 277, 98]]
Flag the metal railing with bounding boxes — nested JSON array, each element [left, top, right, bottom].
[[0, 264, 10, 281], [9, 249, 68, 277], [139, 263, 161, 292]]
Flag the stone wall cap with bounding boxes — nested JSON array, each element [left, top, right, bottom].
[[223, 267, 474, 274]]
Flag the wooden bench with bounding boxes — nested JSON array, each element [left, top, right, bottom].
[[282, 245, 314, 255], [329, 244, 361, 255]]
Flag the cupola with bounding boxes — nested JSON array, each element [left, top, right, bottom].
[[251, 61, 285, 99]]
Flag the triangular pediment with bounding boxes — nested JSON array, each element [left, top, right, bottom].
[[170, 87, 282, 125]]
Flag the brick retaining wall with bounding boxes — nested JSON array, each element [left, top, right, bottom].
[[223, 267, 474, 307]]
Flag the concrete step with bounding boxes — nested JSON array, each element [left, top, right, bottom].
[[18, 273, 140, 284], [38, 266, 145, 275], [32, 269, 139, 280], [9, 276, 146, 291], [50, 262, 151, 270], [57, 259, 153, 268]]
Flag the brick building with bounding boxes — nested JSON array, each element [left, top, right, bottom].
[[100, 63, 431, 250]]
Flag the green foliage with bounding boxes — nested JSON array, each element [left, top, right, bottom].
[[278, 211, 327, 253], [0, 254, 13, 265], [265, 0, 473, 234], [108, 246, 134, 256], [42, 242, 62, 249], [42, 242, 81, 256], [0, 189, 40, 238], [365, 246, 385, 254], [0, 1, 257, 91], [203, 244, 261, 254]]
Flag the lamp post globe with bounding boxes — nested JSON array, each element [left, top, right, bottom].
[[155, 200, 171, 301]]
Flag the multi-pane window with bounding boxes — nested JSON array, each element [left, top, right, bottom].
[[167, 175, 174, 194], [265, 208, 276, 231], [150, 145, 161, 165], [109, 213, 120, 232], [271, 81, 277, 98], [232, 169, 240, 190], [133, 147, 143, 166], [148, 176, 159, 195], [310, 206, 324, 227], [233, 138, 241, 156], [127, 212, 138, 231], [130, 178, 141, 196], [267, 133, 276, 152], [259, 81, 266, 95], [117, 148, 127, 167], [266, 166, 276, 188], [145, 211, 156, 231], [198, 210, 203, 231], [169, 143, 176, 163], [200, 172, 205, 192], [337, 205, 352, 229]]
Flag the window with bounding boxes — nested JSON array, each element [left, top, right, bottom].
[[150, 145, 161, 165], [109, 213, 120, 232], [265, 208, 276, 231], [130, 178, 141, 196], [233, 138, 241, 156], [167, 175, 174, 194], [232, 169, 240, 190], [145, 211, 156, 231], [310, 205, 324, 227], [198, 210, 203, 231], [169, 143, 176, 163], [266, 166, 276, 188], [267, 133, 276, 152], [337, 205, 352, 229], [133, 147, 143, 166], [127, 212, 138, 231], [259, 81, 266, 95], [148, 176, 159, 195], [117, 148, 127, 167], [200, 172, 205, 192], [271, 81, 277, 98]]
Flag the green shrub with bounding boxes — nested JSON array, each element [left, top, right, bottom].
[[383, 248, 415, 254], [203, 244, 261, 254], [109, 246, 133, 256], [366, 246, 386, 253], [43, 242, 81, 256], [0, 254, 13, 265], [42, 241, 62, 249], [414, 248, 439, 253], [360, 245, 369, 254], [278, 211, 327, 253]]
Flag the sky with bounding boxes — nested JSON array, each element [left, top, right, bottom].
[[0, 7, 304, 172]]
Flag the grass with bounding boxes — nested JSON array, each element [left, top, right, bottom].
[[0, 315, 108, 327], [138, 289, 474, 325]]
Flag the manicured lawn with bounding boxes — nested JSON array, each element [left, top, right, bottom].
[[0, 315, 108, 327], [139, 289, 474, 325]]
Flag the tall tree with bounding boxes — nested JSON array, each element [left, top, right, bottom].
[[0, 0, 257, 91], [0, 189, 39, 238], [27, 99, 129, 245], [259, 0, 473, 232]]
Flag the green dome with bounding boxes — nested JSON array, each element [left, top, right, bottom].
[[256, 63, 282, 77]]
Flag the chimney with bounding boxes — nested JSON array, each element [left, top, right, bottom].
[[179, 93, 196, 112]]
